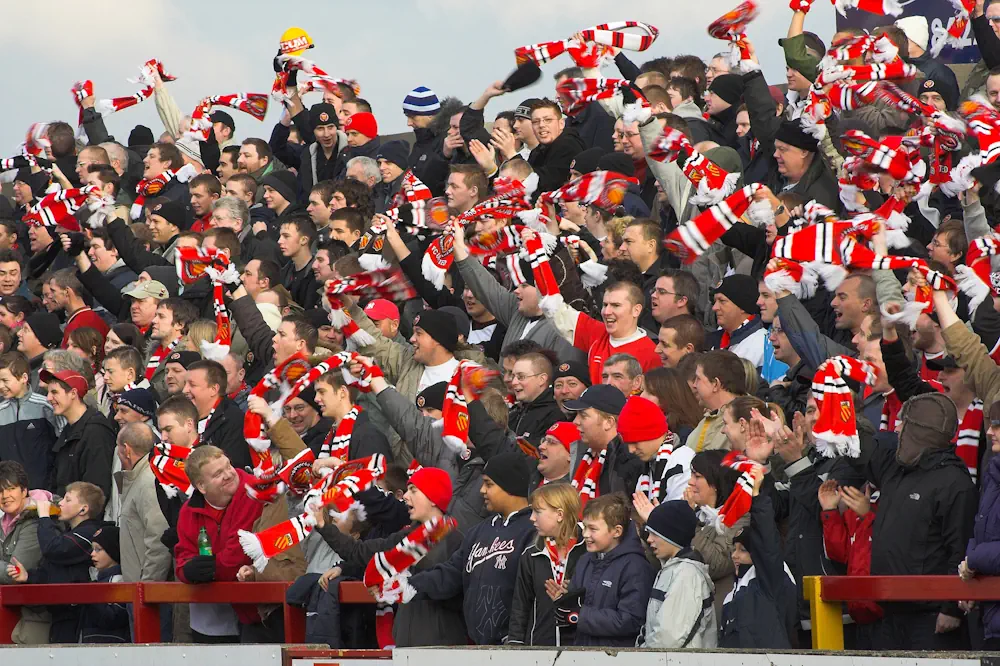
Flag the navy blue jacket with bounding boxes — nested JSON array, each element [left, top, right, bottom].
[[569, 523, 654, 647], [967, 455, 1000, 640], [408, 507, 536, 645], [32, 517, 102, 584]]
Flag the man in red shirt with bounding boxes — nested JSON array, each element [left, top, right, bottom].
[[546, 280, 661, 384], [47, 268, 110, 348]]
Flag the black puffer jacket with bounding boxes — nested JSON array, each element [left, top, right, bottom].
[[508, 387, 564, 449], [528, 127, 586, 195]]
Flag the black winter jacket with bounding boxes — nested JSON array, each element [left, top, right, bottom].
[[508, 387, 564, 449], [51, 407, 117, 502], [719, 495, 799, 648], [200, 397, 253, 472], [408, 507, 536, 645], [409, 128, 450, 197], [316, 519, 467, 646], [508, 530, 587, 645], [32, 516, 103, 584], [529, 128, 586, 195], [568, 102, 617, 152], [285, 572, 374, 648], [862, 426, 978, 618]]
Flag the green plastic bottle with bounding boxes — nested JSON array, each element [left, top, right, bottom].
[[198, 527, 213, 556]]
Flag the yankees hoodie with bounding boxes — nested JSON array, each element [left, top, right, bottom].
[[408, 507, 536, 644]]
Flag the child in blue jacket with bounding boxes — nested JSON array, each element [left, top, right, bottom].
[[554, 493, 654, 647]]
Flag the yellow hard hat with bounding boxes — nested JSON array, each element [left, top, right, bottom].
[[279, 27, 314, 56]]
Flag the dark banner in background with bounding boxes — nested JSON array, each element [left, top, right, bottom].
[[835, 5, 979, 64]]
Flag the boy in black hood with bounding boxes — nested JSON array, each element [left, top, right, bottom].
[[404, 453, 536, 644]]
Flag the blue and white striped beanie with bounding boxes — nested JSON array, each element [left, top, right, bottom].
[[402, 86, 441, 116]]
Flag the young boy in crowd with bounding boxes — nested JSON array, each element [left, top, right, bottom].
[[639, 500, 717, 648], [8, 482, 106, 642], [80, 525, 130, 643], [554, 493, 653, 647]]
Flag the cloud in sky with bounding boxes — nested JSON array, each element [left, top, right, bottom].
[[0, 0, 838, 151]]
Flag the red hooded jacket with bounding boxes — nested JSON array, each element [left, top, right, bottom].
[[820, 505, 882, 624]]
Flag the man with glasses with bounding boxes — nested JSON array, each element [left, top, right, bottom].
[[508, 350, 564, 448], [757, 315, 809, 424], [528, 99, 585, 194]]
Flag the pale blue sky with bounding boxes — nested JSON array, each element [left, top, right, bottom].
[[0, 0, 839, 151]]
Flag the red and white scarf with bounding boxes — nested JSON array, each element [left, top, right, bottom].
[[391, 170, 433, 207], [238, 457, 384, 571], [363, 515, 458, 603], [185, 93, 269, 143], [439, 362, 497, 457], [22, 186, 106, 231], [537, 170, 637, 211], [325, 268, 417, 349], [960, 100, 1000, 166], [834, 0, 908, 17], [556, 78, 647, 117], [664, 183, 761, 264], [955, 235, 1000, 315], [572, 447, 607, 506], [635, 438, 677, 501], [72, 59, 175, 129], [931, 0, 976, 56], [708, 1, 761, 73], [956, 399, 984, 482], [145, 337, 180, 381], [717, 451, 758, 530], [0, 154, 51, 173], [840, 130, 925, 184], [243, 352, 312, 455], [321, 406, 362, 461], [544, 537, 578, 586], [515, 21, 658, 68], [150, 440, 193, 499], [647, 126, 740, 206], [175, 246, 240, 361], [275, 54, 360, 103], [811, 356, 877, 458], [131, 163, 197, 220]]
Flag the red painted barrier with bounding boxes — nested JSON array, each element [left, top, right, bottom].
[[0, 581, 374, 644], [819, 575, 1000, 602]]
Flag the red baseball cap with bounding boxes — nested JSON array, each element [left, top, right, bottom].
[[364, 299, 400, 323], [39, 369, 89, 398], [544, 422, 581, 451]]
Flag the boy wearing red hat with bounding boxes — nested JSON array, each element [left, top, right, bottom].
[[617, 396, 693, 515], [315, 466, 467, 647]]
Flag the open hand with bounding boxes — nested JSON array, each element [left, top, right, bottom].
[[818, 479, 840, 511], [544, 578, 568, 601], [839, 485, 871, 516], [319, 566, 342, 591], [631, 492, 658, 523]]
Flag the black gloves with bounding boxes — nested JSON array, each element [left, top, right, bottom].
[[272, 50, 297, 87], [60, 232, 86, 258], [160, 527, 179, 551], [183, 555, 216, 583], [554, 587, 585, 627]]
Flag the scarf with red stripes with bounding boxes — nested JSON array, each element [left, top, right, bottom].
[[243, 352, 311, 458], [275, 54, 360, 102], [955, 235, 1000, 315], [840, 130, 925, 183], [145, 337, 179, 381], [537, 170, 637, 210], [664, 184, 760, 264], [514, 21, 659, 67], [555, 78, 647, 117], [363, 515, 458, 603], [572, 447, 606, 507], [131, 164, 197, 220], [0, 154, 51, 173], [932, 0, 976, 56], [22, 186, 104, 231], [391, 170, 433, 207], [238, 455, 385, 571], [956, 399, 984, 482], [325, 268, 417, 349], [544, 537, 578, 586], [708, 1, 760, 73], [150, 440, 193, 499], [71, 59, 175, 128], [647, 126, 740, 206], [439, 362, 497, 458], [175, 246, 240, 361], [635, 438, 676, 501], [185, 93, 269, 143], [834, 0, 908, 18], [811, 356, 877, 458]]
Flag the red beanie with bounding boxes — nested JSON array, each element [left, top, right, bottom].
[[346, 112, 378, 139], [617, 396, 668, 444], [544, 422, 581, 451], [409, 467, 453, 511]]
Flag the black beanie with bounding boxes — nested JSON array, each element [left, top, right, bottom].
[[416, 382, 447, 411], [571, 147, 605, 175], [25, 312, 63, 349], [775, 119, 819, 153], [309, 103, 338, 129], [712, 274, 761, 316], [412, 310, 458, 353], [92, 524, 121, 564], [709, 74, 744, 106], [484, 453, 532, 498], [262, 171, 299, 205], [646, 500, 698, 550], [919, 74, 957, 111], [598, 152, 636, 177], [298, 386, 323, 416], [15, 168, 50, 198], [128, 125, 154, 149]]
